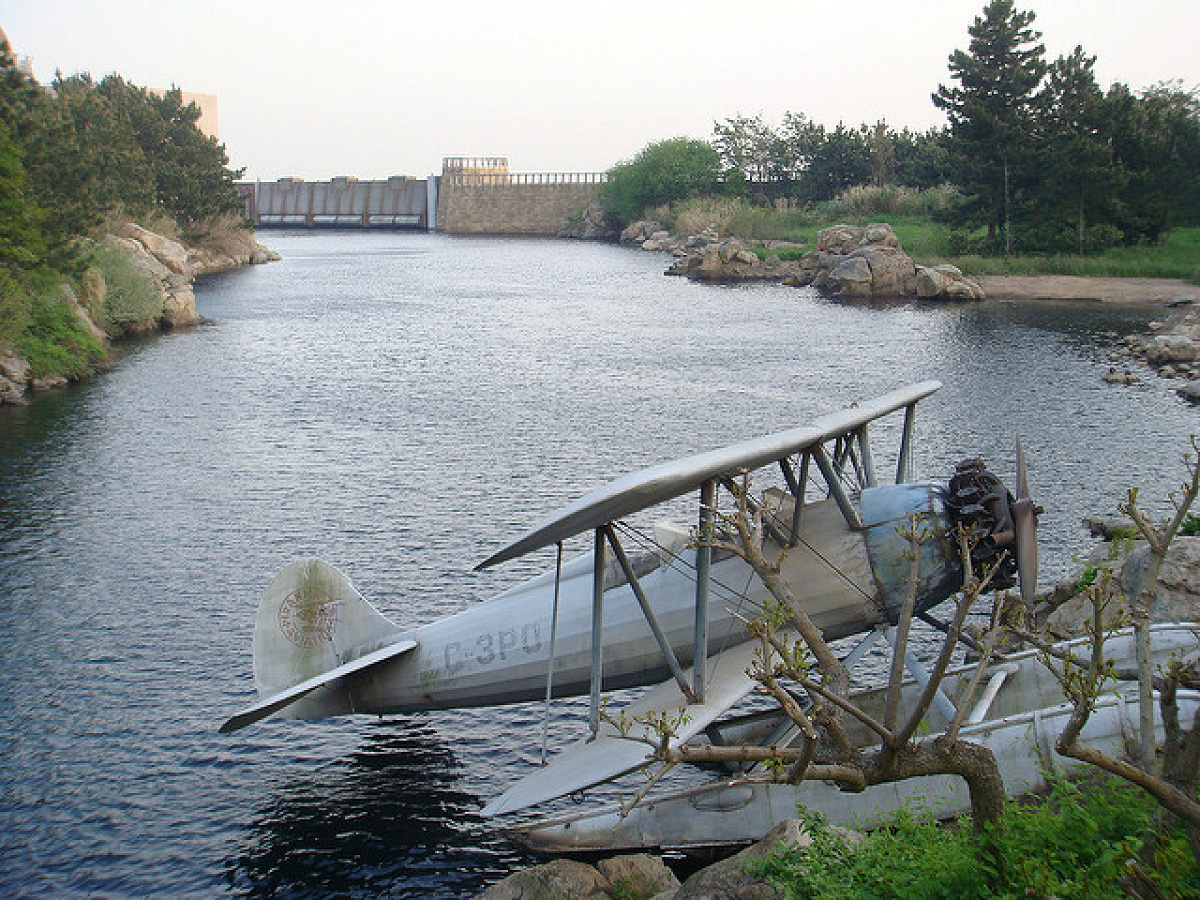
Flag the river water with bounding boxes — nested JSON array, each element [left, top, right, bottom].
[[0, 232, 1194, 898]]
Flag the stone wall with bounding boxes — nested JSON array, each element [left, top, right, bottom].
[[436, 177, 604, 236]]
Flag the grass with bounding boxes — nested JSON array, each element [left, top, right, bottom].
[[747, 776, 1199, 900]]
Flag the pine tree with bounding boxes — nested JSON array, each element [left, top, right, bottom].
[[933, 0, 1046, 252], [1033, 47, 1123, 253]]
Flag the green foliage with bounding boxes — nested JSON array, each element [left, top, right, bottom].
[[601, 137, 724, 225], [609, 875, 654, 900], [1181, 514, 1200, 537], [751, 245, 809, 262], [932, 0, 1047, 252], [749, 778, 1198, 899], [89, 246, 162, 330], [95, 78, 244, 225], [12, 282, 106, 380]]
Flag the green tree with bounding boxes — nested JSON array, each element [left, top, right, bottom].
[[933, 0, 1047, 252], [601, 137, 723, 225], [23, 73, 154, 242], [1031, 47, 1123, 252], [1106, 81, 1200, 242], [96, 77, 244, 226], [798, 123, 872, 203]]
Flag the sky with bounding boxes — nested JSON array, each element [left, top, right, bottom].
[[2, 1, 1198, 182]]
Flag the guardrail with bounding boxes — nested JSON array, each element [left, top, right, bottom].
[[441, 172, 608, 186]]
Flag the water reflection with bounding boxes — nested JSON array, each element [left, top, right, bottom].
[[225, 720, 535, 899]]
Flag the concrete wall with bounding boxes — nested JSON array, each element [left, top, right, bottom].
[[437, 175, 604, 236], [242, 176, 429, 229]]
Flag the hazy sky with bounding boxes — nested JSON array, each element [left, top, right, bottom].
[[3, 1, 1198, 182]]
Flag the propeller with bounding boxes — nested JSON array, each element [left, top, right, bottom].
[[1010, 437, 1040, 606]]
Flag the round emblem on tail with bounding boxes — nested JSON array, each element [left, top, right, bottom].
[[278, 590, 341, 647]]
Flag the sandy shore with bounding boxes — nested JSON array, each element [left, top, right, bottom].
[[976, 275, 1198, 306]]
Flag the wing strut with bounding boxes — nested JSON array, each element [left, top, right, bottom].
[[896, 400, 918, 483], [695, 479, 715, 703], [540, 541, 565, 766], [589, 528, 605, 736], [812, 443, 864, 529], [604, 525, 695, 703]]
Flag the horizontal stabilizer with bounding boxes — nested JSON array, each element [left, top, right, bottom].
[[220, 638, 417, 733], [481, 638, 769, 817]]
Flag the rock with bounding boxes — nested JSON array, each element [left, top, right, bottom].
[[852, 245, 916, 295], [597, 854, 680, 899], [830, 256, 874, 297], [621, 220, 664, 245], [475, 858, 610, 900], [0, 346, 30, 405], [816, 224, 864, 254], [1046, 537, 1200, 638], [782, 223, 921, 299], [674, 818, 816, 900], [122, 222, 192, 276], [915, 264, 985, 302], [1124, 305, 1200, 379], [31, 374, 68, 392], [0, 351, 30, 386], [163, 284, 200, 328], [560, 201, 616, 240], [1179, 383, 1200, 404], [1103, 368, 1140, 385]]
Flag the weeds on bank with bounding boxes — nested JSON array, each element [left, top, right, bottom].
[[747, 777, 1200, 900], [654, 187, 1200, 280]]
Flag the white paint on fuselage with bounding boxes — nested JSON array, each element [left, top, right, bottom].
[[351, 498, 881, 712]]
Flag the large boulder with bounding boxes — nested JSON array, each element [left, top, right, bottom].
[[817, 224, 865, 254], [122, 222, 192, 277], [597, 855, 680, 899], [830, 256, 874, 297], [1045, 536, 1200, 638], [915, 264, 986, 301], [475, 859, 611, 900], [788, 223, 917, 298], [673, 818, 816, 900]]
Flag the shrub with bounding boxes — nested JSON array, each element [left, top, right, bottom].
[[89, 245, 162, 331], [601, 138, 723, 225], [749, 777, 1198, 899]]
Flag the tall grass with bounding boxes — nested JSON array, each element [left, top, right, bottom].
[[654, 186, 1199, 280], [89, 246, 163, 331]]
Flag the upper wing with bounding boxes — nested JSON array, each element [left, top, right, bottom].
[[477, 380, 941, 570]]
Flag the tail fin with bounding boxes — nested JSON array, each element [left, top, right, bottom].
[[250, 559, 402, 721]]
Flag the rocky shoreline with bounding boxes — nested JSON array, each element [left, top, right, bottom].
[[0, 225, 278, 405], [620, 219, 1200, 403]]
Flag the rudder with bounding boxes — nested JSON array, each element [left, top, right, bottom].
[[253, 559, 400, 720]]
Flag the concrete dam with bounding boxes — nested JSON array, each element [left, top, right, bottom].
[[239, 157, 607, 236]]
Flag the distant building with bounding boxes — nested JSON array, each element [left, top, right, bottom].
[[0, 26, 35, 77], [442, 157, 510, 181], [151, 89, 219, 140]]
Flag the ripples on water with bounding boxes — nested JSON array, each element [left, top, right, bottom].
[[0, 232, 1194, 898]]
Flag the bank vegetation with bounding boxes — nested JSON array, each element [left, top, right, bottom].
[[600, 0, 1200, 284], [0, 41, 252, 395]]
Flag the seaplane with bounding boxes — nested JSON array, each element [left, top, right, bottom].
[[222, 380, 1063, 829]]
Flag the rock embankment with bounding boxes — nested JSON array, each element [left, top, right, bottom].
[[0, 224, 279, 405], [1112, 297, 1200, 403], [621, 220, 983, 301], [475, 818, 841, 900]]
